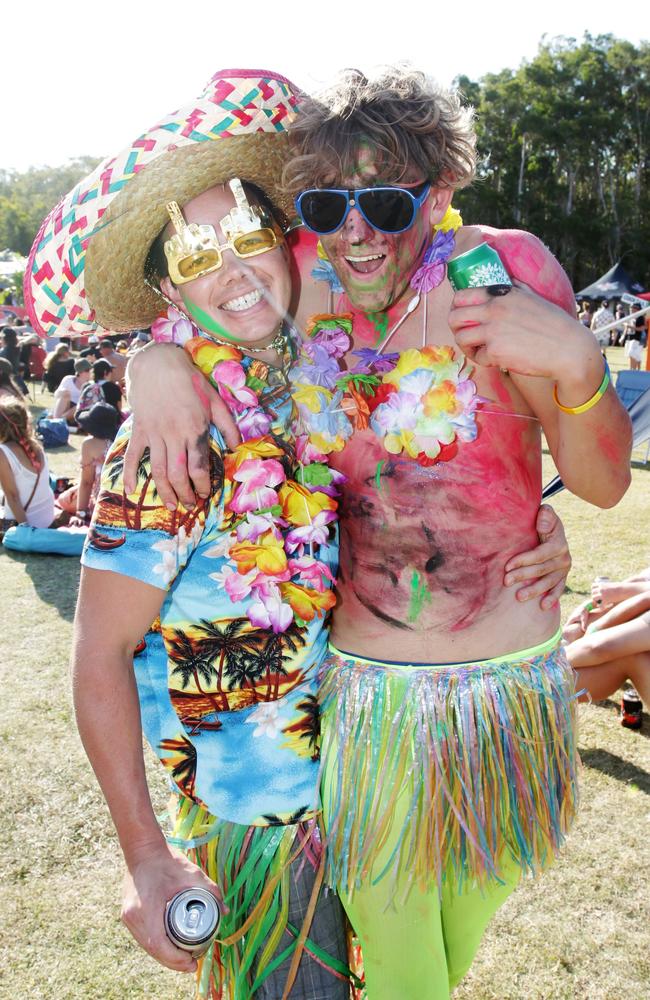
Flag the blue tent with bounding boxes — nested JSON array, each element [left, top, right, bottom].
[[577, 262, 645, 300]]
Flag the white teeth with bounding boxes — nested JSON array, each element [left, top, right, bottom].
[[222, 288, 264, 311], [345, 254, 384, 263]]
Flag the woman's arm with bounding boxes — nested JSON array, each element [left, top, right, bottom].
[[76, 440, 97, 516], [73, 566, 222, 973], [0, 450, 28, 522]]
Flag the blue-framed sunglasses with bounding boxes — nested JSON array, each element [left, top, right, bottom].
[[295, 182, 431, 236]]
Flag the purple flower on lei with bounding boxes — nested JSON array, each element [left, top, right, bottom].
[[310, 327, 350, 359], [291, 343, 341, 390], [349, 348, 400, 375], [151, 306, 196, 346], [237, 407, 273, 441], [410, 230, 456, 294]]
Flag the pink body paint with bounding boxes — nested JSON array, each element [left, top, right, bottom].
[[192, 372, 212, 413], [596, 426, 624, 464], [480, 226, 576, 316], [330, 405, 541, 639]]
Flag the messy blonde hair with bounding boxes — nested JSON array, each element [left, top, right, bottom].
[[0, 399, 42, 471], [284, 66, 476, 195]]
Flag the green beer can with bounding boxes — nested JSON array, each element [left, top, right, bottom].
[[447, 242, 512, 291]]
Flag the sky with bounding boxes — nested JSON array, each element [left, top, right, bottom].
[[6, 0, 650, 172]]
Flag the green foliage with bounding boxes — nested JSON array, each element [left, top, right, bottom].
[[0, 156, 101, 257], [455, 34, 650, 290]]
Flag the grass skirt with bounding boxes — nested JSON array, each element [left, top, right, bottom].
[[319, 636, 579, 899], [169, 797, 352, 999]]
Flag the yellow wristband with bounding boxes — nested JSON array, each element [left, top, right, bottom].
[[553, 360, 610, 415]]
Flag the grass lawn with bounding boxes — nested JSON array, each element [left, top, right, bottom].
[[2, 358, 649, 1000]]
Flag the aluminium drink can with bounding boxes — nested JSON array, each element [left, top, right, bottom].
[[447, 242, 512, 291], [165, 887, 220, 958]]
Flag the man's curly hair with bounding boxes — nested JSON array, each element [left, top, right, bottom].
[[283, 66, 477, 195]]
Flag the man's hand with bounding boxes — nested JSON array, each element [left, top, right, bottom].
[[448, 283, 600, 382], [121, 841, 225, 973], [124, 343, 240, 510], [503, 504, 571, 610]]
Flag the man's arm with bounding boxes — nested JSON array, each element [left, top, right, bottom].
[[72, 566, 221, 973], [449, 231, 632, 508], [124, 343, 238, 509]]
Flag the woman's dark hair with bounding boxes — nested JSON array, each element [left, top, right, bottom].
[[0, 357, 22, 397]]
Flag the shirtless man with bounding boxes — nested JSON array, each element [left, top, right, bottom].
[[122, 67, 633, 998]]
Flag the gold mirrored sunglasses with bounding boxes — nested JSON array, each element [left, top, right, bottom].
[[164, 180, 283, 285]]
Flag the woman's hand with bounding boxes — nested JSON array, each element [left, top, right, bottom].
[[124, 343, 240, 510], [503, 504, 571, 610]]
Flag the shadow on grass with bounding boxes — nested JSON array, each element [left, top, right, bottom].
[[580, 747, 650, 792], [6, 550, 80, 622]]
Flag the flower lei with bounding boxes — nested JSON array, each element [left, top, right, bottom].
[[152, 307, 340, 634], [293, 208, 483, 467], [292, 315, 483, 465]]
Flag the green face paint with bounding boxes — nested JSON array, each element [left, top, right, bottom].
[[180, 290, 242, 343]]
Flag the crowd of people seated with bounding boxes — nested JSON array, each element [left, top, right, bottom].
[[0, 325, 149, 539]]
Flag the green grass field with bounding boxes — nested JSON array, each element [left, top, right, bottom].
[[2, 360, 649, 1000]]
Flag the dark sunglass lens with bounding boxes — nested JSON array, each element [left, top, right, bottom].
[[300, 191, 348, 233], [358, 189, 414, 232]]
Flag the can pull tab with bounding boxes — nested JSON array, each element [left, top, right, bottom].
[[186, 900, 205, 930]]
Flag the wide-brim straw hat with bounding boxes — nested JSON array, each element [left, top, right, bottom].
[[25, 69, 302, 337]]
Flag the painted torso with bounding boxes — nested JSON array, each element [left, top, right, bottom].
[[292, 225, 561, 661]]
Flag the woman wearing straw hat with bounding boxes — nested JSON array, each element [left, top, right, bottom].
[[32, 70, 351, 1000], [28, 68, 576, 1000]]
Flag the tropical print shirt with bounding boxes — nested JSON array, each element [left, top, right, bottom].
[[81, 353, 338, 827]]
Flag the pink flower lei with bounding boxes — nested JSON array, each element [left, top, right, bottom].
[[151, 311, 343, 634]]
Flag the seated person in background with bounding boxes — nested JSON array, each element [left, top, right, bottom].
[[0, 399, 55, 530], [20, 334, 47, 383], [74, 359, 122, 422], [52, 358, 93, 421], [44, 342, 74, 393], [0, 358, 25, 402], [563, 580, 650, 725], [564, 568, 650, 637], [97, 338, 128, 383], [57, 403, 121, 525], [0, 327, 28, 393]]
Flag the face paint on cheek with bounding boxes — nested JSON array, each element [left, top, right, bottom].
[[180, 290, 242, 342]]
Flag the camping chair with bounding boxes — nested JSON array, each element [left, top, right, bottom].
[[542, 371, 650, 499]]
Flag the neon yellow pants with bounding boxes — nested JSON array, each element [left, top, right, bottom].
[[320, 633, 578, 999]]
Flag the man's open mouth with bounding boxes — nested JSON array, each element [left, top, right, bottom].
[[344, 253, 386, 275]]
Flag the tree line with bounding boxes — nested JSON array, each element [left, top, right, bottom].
[[455, 33, 650, 291], [1, 34, 648, 295]]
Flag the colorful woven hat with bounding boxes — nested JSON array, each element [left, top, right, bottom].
[[25, 69, 301, 337]]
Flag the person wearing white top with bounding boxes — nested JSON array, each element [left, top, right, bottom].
[[0, 399, 54, 529], [52, 358, 92, 421]]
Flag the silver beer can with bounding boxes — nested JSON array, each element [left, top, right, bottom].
[[165, 887, 220, 958]]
